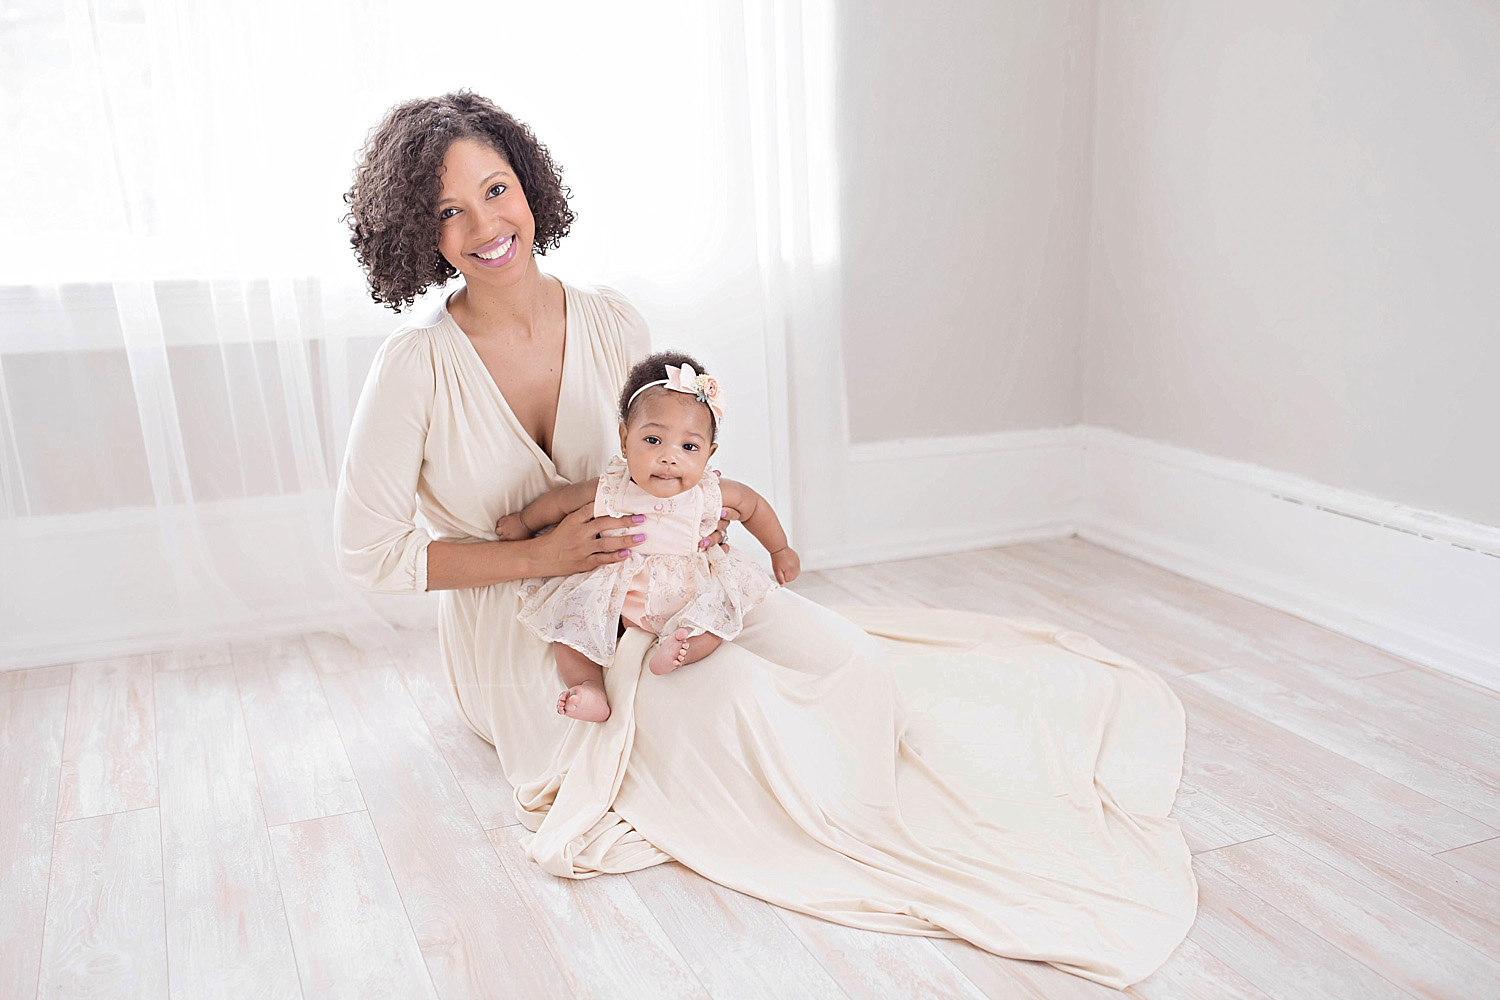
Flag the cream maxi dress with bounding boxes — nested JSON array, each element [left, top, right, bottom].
[[335, 280, 1197, 990]]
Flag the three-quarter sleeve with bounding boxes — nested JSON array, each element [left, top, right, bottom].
[[334, 329, 436, 594]]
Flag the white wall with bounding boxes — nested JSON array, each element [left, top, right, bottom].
[[837, 0, 1098, 442], [1086, 0, 1500, 526]]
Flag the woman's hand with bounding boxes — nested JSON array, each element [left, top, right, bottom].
[[769, 546, 801, 585], [531, 504, 647, 576], [700, 505, 738, 552]]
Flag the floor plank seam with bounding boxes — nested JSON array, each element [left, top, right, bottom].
[[54, 802, 162, 824], [1433, 834, 1500, 856], [266, 807, 370, 830], [1191, 832, 1276, 856]]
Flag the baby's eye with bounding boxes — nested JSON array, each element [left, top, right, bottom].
[[683, 443, 699, 452], [439, 206, 459, 220], [644, 435, 661, 445], [488, 183, 506, 198]]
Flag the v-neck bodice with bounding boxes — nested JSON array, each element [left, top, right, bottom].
[[337, 279, 650, 551], [441, 281, 572, 469]]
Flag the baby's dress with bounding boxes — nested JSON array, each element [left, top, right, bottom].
[[516, 456, 776, 666]]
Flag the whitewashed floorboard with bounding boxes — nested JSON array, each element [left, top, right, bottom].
[[0, 662, 72, 692], [1170, 781, 1269, 856], [155, 666, 301, 1000], [37, 808, 167, 1000], [389, 632, 516, 830], [152, 644, 233, 672], [1126, 937, 1272, 1000], [1189, 864, 1409, 1000], [320, 666, 571, 1000], [1201, 836, 1500, 998], [305, 632, 397, 675], [490, 827, 709, 1000], [271, 810, 438, 1000], [0, 686, 69, 1000], [1184, 720, 1500, 958], [1176, 678, 1496, 852], [1187, 668, 1500, 827], [774, 910, 988, 1000], [931, 938, 1119, 1000], [57, 655, 157, 822], [1362, 666, 1500, 755], [1437, 836, 1500, 890], [624, 862, 847, 1000], [233, 637, 364, 827]]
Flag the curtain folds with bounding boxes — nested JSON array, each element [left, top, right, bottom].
[[0, 0, 842, 669]]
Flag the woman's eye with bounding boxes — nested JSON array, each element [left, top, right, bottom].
[[644, 436, 660, 445], [488, 183, 506, 198], [439, 207, 459, 220]]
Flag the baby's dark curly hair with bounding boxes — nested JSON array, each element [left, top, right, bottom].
[[343, 91, 576, 311], [619, 351, 716, 436]]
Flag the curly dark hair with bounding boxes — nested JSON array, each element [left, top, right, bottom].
[[619, 351, 716, 433], [343, 91, 576, 312]]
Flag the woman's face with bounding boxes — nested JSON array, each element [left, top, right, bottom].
[[436, 137, 537, 289]]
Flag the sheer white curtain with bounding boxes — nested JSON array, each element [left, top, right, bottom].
[[0, 0, 842, 668]]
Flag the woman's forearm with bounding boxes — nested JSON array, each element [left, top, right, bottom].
[[425, 537, 544, 591]]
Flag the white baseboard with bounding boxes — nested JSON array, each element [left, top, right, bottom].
[[813, 424, 1500, 691], [804, 427, 1085, 569], [1078, 427, 1500, 691]]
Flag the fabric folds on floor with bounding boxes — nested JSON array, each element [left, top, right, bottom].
[[514, 595, 1197, 990]]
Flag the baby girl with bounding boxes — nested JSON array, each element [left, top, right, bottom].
[[495, 351, 801, 723]]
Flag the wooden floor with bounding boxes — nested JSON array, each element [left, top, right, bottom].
[[4, 537, 1499, 999]]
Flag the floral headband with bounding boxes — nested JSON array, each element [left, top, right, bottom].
[[627, 363, 724, 425]]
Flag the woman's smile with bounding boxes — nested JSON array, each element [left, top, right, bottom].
[[470, 234, 518, 267]]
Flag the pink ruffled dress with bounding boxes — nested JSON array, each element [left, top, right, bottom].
[[516, 456, 776, 666]]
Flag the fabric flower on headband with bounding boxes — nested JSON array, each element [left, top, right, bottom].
[[666, 364, 724, 423], [629, 363, 726, 425]]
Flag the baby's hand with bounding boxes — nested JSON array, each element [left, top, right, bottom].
[[495, 512, 532, 540], [770, 546, 801, 586]]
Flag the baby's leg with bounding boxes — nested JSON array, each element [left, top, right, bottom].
[[554, 644, 610, 722], [648, 629, 723, 676]]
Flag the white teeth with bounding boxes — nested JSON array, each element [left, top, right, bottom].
[[475, 236, 513, 260]]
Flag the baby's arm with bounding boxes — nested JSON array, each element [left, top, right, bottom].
[[718, 479, 801, 585], [495, 478, 600, 540]]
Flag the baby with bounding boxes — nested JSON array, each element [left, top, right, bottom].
[[496, 351, 801, 723]]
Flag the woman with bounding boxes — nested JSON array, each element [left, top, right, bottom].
[[336, 91, 1195, 989]]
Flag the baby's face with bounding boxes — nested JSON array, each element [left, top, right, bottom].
[[619, 391, 717, 498]]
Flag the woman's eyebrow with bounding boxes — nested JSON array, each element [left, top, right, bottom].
[[438, 171, 509, 206]]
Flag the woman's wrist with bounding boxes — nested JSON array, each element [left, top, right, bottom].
[[427, 535, 544, 590]]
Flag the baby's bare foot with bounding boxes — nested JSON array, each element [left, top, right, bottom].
[[649, 628, 692, 676], [557, 682, 610, 722]]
